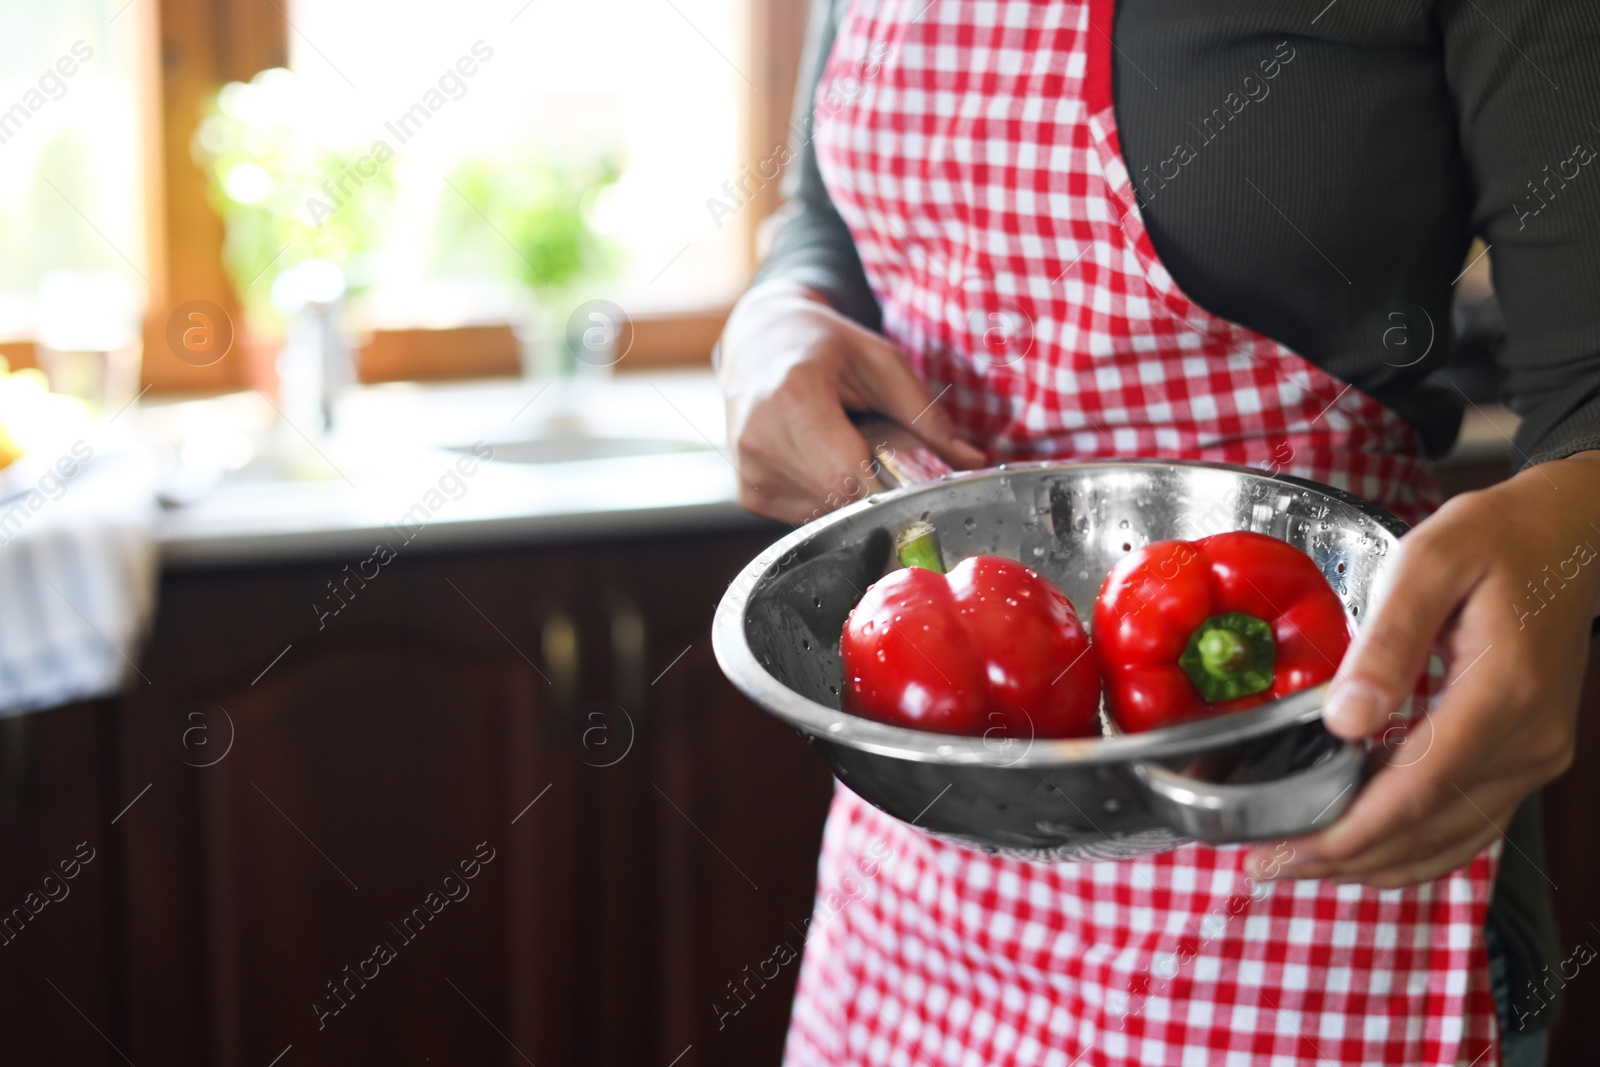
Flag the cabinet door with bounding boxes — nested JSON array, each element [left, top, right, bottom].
[[117, 530, 834, 1066], [647, 640, 835, 1066], [594, 532, 836, 1067], [0, 700, 123, 1066], [119, 554, 583, 1066], [213, 645, 572, 1064]]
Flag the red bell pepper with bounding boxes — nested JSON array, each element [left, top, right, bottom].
[[841, 522, 1101, 738], [1092, 531, 1351, 733]]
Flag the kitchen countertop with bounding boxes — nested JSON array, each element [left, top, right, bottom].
[[152, 372, 769, 569], [148, 371, 1519, 570]]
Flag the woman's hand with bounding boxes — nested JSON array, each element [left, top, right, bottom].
[[718, 280, 985, 525], [1249, 451, 1600, 888]]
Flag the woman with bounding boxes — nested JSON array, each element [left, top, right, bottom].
[[718, 1, 1599, 1064]]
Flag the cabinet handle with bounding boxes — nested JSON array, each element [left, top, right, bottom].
[[541, 610, 580, 717], [0, 713, 32, 813], [610, 600, 647, 715]]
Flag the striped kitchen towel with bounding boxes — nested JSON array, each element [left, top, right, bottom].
[[0, 444, 158, 717]]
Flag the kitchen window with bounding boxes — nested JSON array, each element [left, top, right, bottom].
[[0, 0, 152, 372], [285, 0, 751, 318], [6, 0, 807, 391]]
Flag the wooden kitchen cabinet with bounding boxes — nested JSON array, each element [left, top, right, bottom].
[[109, 526, 832, 1067], [0, 700, 125, 1067], [601, 542, 837, 1066]]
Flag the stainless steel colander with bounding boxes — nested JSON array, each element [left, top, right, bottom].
[[712, 459, 1402, 861]]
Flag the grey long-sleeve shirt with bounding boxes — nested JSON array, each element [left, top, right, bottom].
[[759, 0, 1600, 468]]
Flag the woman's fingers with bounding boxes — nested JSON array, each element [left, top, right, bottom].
[[1331, 823, 1501, 890], [720, 282, 984, 525], [849, 340, 986, 469], [1277, 754, 1523, 881], [733, 458, 833, 525], [721, 295, 879, 518], [1257, 522, 1585, 887], [781, 396, 885, 506], [734, 402, 879, 524], [1322, 509, 1487, 739], [1271, 603, 1506, 874]]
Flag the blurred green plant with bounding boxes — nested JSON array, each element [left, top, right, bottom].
[[434, 153, 620, 299], [192, 68, 396, 332]]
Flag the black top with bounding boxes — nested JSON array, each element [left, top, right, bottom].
[[759, 0, 1600, 467], [754, 0, 1580, 1030]]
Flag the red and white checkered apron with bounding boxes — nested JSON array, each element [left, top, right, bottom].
[[786, 1, 1501, 1064]]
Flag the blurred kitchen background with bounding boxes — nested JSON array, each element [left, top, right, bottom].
[[0, 1, 1596, 1064]]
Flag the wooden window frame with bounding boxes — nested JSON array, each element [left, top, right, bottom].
[[134, 0, 809, 393]]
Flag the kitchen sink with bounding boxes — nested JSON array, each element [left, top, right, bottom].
[[453, 434, 713, 465]]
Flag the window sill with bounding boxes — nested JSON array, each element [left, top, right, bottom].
[[355, 305, 730, 383], [6, 306, 730, 394]]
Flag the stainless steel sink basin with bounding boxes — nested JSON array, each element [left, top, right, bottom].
[[450, 435, 712, 465]]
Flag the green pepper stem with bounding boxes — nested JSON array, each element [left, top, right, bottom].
[[896, 520, 946, 573], [1178, 611, 1276, 703], [1197, 627, 1249, 677]]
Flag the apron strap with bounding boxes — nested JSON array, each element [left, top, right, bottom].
[[1084, 0, 1117, 116]]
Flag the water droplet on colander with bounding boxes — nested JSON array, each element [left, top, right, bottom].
[[963, 516, 977, 534], [1079, 570, 1089, 581], [828, 721, 845, 733], [1031, 546, 1046, 558], [1118, 519, 1130, 529]]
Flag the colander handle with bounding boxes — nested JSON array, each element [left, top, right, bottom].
[[856, 416, 957, 490], [1130, 742, 1367, 844], [874, 444, 954, 489]]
